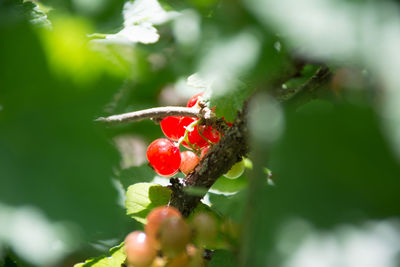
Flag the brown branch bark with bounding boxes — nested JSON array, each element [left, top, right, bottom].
[[168, 106, 249, 217]]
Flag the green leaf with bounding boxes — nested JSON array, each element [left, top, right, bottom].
[[209, 86, 254, 122], [115, 165, 155, 190], [240, 101, 400, 266], [196, 31, 260, 121], [210, 176, 248, 194], [125, 183, 171, 224], [208, 191, 247, 222], [74, 243, 125, 267], [209, 250, 237, 267], [0, 10, 127, 252]]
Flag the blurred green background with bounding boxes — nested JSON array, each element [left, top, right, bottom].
[[1, 0, 400, 266]]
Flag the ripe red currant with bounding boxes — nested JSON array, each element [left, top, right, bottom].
[[160, 116, 196, 141], [188, 125, 220, 149], [124, 231, 156, 267], [146, 138, 181, 177], [187, 92, 204, 108], [145, 206, 182, 249], [180, 151, 200, 175]]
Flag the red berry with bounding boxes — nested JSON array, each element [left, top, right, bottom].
[[160, 116, 196, 141], [222, 117, 233, 127], [188, 125, 220, 149], [146, 138, 181, 177], [159, 217, 191, 258], [145, 206, 182, 249], [200, 147, 210, 159], [125, 231, 156, 267], [187, 92, 204, 108], [180, 151, 200, 175]]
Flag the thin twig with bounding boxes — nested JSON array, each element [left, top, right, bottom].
[[95, 106, 205, 125]]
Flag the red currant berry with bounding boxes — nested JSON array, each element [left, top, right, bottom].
[[125, 231, 156, 267], [146, 138, 181, 177], [180, 151, 200, 175], [187, 92, 204, 108], [222, 117, 233, 127], [145, 206, 182, 249], [188, 125, 220, 149], [200, 146, 210, 159], [160, 116, 196, 141], [159, 217, 191, 258]]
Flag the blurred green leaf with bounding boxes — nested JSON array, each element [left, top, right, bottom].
[[209, 191, 247, 223], [209, 250, 238, 267], [115, 165, 155, 190], [210, 86, 254, 122], [38, 15, 127, 86], [74, 243, 125, 267], [211, 175, 248, 194], [240, 100, 400, 266], [0, 2, 129, 252], [125, 183, 171, 224], [245, 0, 400, 160]]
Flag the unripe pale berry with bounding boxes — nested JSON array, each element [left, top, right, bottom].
[[145, 206, 182, 249], [180, 151, 200, 175], [166, 252, 190, 267], [125, 231, 156, 267], [159, 216, 192, 258], [223, 159, 245, 179], [192, 212, 218, 247], [186, 245, 205, 267]]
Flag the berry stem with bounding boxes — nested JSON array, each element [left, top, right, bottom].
[[177, 119, 199, 149], [196, 126, 213, 146]]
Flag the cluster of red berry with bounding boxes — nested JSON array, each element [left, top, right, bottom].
[[146, 93, 222, 177], [124, 206, 217, 267]]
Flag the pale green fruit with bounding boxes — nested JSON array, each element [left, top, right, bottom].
[[223, 160, 245, 179]]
